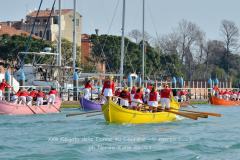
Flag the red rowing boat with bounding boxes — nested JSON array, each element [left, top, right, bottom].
[[209, 95, 240, 106]]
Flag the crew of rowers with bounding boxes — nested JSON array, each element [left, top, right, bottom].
[[213, 84, 240, 101], [83, 76, 188, 112], [0, 79, 58, 106]]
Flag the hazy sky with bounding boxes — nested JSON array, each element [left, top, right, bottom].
[[1, 0, 240, 41]]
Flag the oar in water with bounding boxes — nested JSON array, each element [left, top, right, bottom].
[[12, 89, 36, 114], [49, 103, 61, 112], [66, 110, 101, 117], [86, 113, 103, 117], [171, 108, 221, 117]]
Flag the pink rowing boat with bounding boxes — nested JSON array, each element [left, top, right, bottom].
[[0, 97, 62, 115]]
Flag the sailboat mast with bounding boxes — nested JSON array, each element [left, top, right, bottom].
[[58, 0, 62, 66], [120, 0, 126, 88], [73, 0, 77, 72], [142, 0, 145, 86]]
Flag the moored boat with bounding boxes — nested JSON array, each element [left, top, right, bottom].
[[0, 97, 62, 115], [209, 95, 240, 106], [101, 99, 180, 124], [79, 96, 102, 111]]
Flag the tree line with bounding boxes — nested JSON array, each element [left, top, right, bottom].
[[89, 19, 240, 86], [1, 19, 240, 86]]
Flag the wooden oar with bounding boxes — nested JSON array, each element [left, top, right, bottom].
[[163, 109, 198, 120], [86, 113, 103, 117], [171, 108, 221, 117], [49, 103, 61, 112], [66, 110, 101, 117], [12, 89, 36, 114]]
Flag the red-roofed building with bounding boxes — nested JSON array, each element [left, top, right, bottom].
[[0, 22, 39, 39]]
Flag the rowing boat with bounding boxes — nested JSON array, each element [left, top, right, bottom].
[[79, 96, 102, 111], [209, 95, 240, 106], [0, 97, 62, 115], [101, 99, 180, 124]]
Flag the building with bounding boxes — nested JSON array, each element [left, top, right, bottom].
[[0, 22, 38, 38], [81, 34, 105, 73], [21, 8, 82, 63]]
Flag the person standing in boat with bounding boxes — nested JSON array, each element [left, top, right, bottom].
[[18, 89, 29, 105], [27, 87, 38, 106], [131, 87, 144, 111], [213, 84, 220, 97], [0, 79, 12, 101], [148, 86, 160, 113], [84, 80, 94, 100], [36, 90, 45, 106], [102, 76, 115, 100], [119, 86, 131, 108], [47, 87, 58, 105], [160, 84, 172, 110]]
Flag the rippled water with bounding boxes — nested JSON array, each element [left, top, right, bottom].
[[0, 105, 240, 160]]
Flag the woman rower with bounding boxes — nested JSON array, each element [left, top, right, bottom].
[[148, 86, 160, 113], [36, 90, 45, 106], [18, 89, 29, 105], [84, 80, 94, 100], [131, 87, 143, 111], [119, 86, 130, 108], [0, 79, 12, 101], [47, 87, 58, 105]]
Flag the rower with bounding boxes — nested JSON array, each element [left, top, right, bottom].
[[18, 89, 29, 105], [213, 84, 220, 97], [131, 87, 143, 111], [11, 89, 21, 104], [26, 87, 38, 106], [0, 79, 12, 101], [130, 86, 136, 101], [148, 86, 160, 113], [119, 86, 130, 108], [115, 88, 121, 97], [160, 84, 172, 110], [102, 76, 115, 100], [36, 90, 45, 106], [47, 87, 58, 105], [83, 80, 94, 100]]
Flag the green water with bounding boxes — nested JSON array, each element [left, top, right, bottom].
[[0, 105, 240, 160]]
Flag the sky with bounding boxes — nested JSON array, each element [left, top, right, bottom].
[[1, 0, 240, 41]]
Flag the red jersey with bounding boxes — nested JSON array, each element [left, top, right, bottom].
[[131, 87, 136, 94], [37, 91, 45, 98], [180, 90, 188, 96], [19, 91, 29, 97], [115, 89, 121, 96], [0, 82, 11, 91], [149, 91, 158, 101], [16, 91, 21, 96], [119, 90, 130, 101], [102, 80, 115, 94], [84, 83, 92, 89], [49, 90, 58, 95], [133, 92, 143, 100], [29, 90, 38, 98], [160, 88, 172, 98], [213, 86, 219, 92]]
